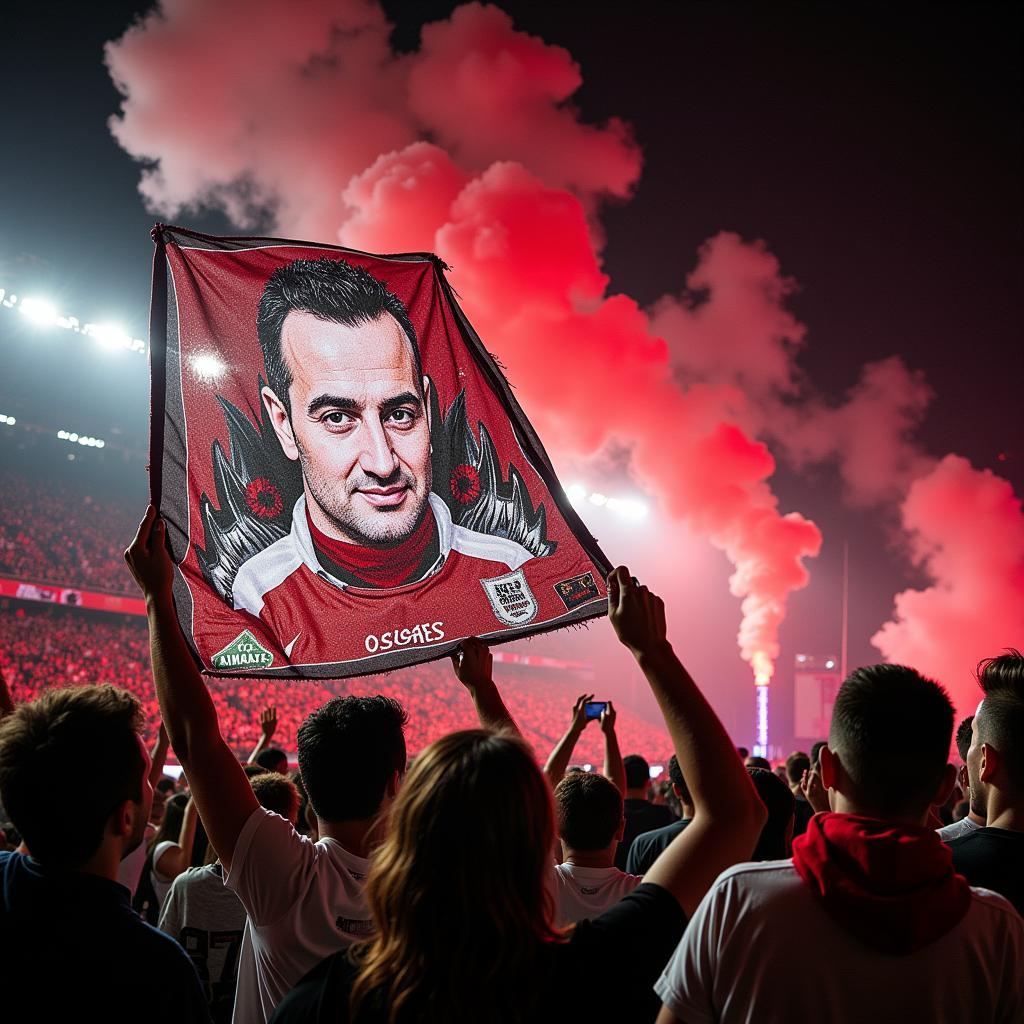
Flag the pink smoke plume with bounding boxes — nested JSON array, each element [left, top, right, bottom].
[[109, 0, 972, 691], [872, 456, 1024, 717]]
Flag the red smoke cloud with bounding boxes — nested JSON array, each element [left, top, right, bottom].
[[872, 456, 1024, 716], [106, 1, 1020, 716]]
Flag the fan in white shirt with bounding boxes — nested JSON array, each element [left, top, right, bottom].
[[550, 770, 643, 926]]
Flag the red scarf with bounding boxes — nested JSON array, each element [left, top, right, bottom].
[[306, 505, 436, 589], [791, 812, 971, 954]]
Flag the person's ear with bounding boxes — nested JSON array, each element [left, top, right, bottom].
[[386, 768, 401, 801], [931, 762, 958, 808], [671, 783, 683, 801], [262, 386, 299, 461], [958, 763, 969, 791], [980, 743, 1000, 784], [110, 798, 135, 840], [819, 745, 838, 792], [615, 814, 626, 842]]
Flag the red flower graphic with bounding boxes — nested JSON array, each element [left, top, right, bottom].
[[450, 464, 481, 506], [245, 477, 283, 519]]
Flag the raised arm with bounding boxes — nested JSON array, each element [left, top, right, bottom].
[[543, 693, 593, 789], [125, 506, 259, 873], [600, 701, 626, 795], [247, 705, 278, 765], [148, 722, 171, 789], [154, 794, 198, 880], [607, 567, 766, 918], [450, 637, 521, 736]]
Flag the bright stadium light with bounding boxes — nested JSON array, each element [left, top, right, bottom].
[[191, 352, 226, 380], [57, 429, 106, 449], [0, 413, 16, 426], [588, 492, 608, 506], [566, 483, 588, 506], [19, 296, 59, 327], [87, 322, 131, 352]]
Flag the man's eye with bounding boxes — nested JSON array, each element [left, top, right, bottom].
[[322, 412, 353, 427], [388, 408, 416, 426]]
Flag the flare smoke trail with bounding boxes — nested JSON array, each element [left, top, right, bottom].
[[106, 1, 1022, 714]]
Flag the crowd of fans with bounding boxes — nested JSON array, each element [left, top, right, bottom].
[[0, 603, 674, 764], [0, 473, 138, 595], [0, 512, 1022, 1022]]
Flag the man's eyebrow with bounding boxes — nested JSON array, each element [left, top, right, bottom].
[[306, 394, 363, 417], [379, 391, 422, 414]]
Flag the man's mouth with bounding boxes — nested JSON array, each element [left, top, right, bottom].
[[357, 485, 410, 509]]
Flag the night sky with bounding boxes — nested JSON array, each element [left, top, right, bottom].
[[1, 3, 1020, 744]]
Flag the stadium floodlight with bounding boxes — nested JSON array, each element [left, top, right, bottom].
[[566, 483, 588, 506], [87, 322, 131, 352], [0, 414, 15, 426], [192, 353, 226, 380], [19, 296, 59, 327]]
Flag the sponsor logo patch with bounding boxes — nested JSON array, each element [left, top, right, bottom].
[[211, 629, 274, 670], [554, 571, 600, 611], [481, 569, 539, 627]]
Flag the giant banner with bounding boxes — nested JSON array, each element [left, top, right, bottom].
[[150, 226, 611, 678]]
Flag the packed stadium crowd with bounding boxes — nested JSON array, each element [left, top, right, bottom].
[[0, 473, 138, 595], [0, 604, 673, 765], [0, 509, 1021, 1022]]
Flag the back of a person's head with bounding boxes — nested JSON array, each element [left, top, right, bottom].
[[153, 792, 188, 847], [829, 664, 953, 817], [747, 767, 795, 860], [667, 754, 691, 808], [297, 695, 407, 822], [955, 716, 974, 764], [554, 771, 623, 851], [809, 740, 826, 768], [356, 729, 558, 1021], [624, 754, 650, 791], [254, 747, 288, 774], [243, 762, 270, 779], [975, 680, 1024, 797], [251, 771, 300, 823], [785, 751, 811, 785], [0, 685, 144, 868], [745, 755, 771, 771], [977, 648, 1024, 694]]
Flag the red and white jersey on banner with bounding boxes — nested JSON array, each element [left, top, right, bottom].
[[194, 493, 574, 673]]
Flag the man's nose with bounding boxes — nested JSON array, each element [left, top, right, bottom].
[[358, 418, 400, 479]]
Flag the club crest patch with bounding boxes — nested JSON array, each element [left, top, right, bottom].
[[211, 629, 274, 670], [481, 569, 539, 627], [554, 571, 601, 611]]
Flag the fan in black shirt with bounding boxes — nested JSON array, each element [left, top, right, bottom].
[[951, 652, 1024, 915]]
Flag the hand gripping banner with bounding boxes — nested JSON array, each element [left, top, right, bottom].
[[149, 225, 612, 678]]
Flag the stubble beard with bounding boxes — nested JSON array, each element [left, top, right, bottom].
[[297, 444, 432, 547]]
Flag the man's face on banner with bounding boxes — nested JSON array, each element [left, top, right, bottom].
[[263, 310, 432, 546]]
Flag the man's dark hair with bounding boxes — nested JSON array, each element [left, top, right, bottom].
[[0, 686, 144, 868], [251, 772, 300, 822], [955, 716, 974, 764], [976, 686, 1024, 794], [667, 754, 691, 807], [977, 649, 1024, 694], [257, 257, 421, 416], [785, 751, 811, 785], [737, 746, 749, 760], [747, 767, 796, 860], [829, 664, 953, 816], [297, 695, 408, 821], [624, 754, 651, 791], [255, 747, 288, 773], [155, 776, 178, 795], [745, 756, 771, 771], [810, 740, 826, 768], [554, 771, 623, 851]]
